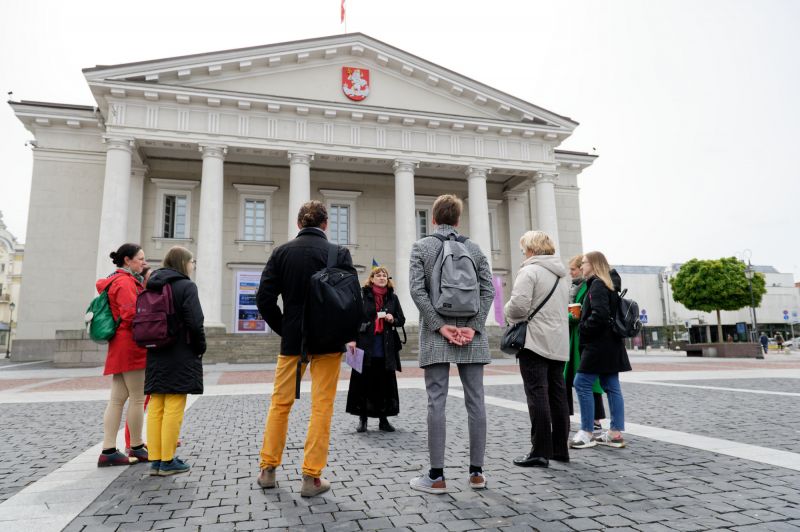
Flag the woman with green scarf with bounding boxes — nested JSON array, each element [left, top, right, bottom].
[[564, 254, 605, 431]]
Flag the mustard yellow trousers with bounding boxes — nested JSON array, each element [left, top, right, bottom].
[[147, 394, 187, 462], [259, 353, 342, 478]]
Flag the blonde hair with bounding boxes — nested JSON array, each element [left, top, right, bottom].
[[364, 266, 394, 289], [583, 251, 614, 291], [569, 254, 584, 269], [519, 230, 556, 256], [163, 246, 193, 276]]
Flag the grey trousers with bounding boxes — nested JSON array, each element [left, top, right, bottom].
[[423, 363, 487, 469]]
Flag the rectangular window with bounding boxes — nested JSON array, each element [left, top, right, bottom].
[[242, 199, 267, 241], [329, 204, 350, 245], [416, 209, 429, 239], [163, 194, 188, 238]]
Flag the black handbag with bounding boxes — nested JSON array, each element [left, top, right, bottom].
[[500, 278, 560, 355]]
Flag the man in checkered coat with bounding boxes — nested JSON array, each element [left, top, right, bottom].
[[408, 194, 495, 494]]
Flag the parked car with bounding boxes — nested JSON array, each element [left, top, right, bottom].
[[782, 337, 799, 348]]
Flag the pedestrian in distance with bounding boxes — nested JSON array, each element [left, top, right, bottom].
[[255, 200, 358, 497], [505, 231, 570, 468], [346, 266, 406, 433], [408, 194, 495, 494], [564, 254, 606, 434], [776, 332, 784, 352], [760, 332, 769, 355], [570, 251, 632, 450], [144, 246, 206, 476], [96, 243, 149, 467]]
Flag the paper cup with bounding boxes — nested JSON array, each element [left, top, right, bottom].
[[568, 303, 582, 319]]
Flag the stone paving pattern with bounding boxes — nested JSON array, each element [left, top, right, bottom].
[[485, 381, 800, 455], [0, 401, 107, 503], [62, 388, 800, 531], [666, 378, 800, 394]]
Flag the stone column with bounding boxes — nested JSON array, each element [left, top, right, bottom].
[[533, 172, 560, 251], [287, 151, 314, 241], [196, 144, 227, 329], [504, 190, 529, 282], [95, 136, 134, 279], [393, 159, 419, 325], [127, 165, 147, 244], [466, 165, 497, 325]]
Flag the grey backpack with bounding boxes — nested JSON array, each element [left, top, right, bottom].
[[428, 233, 480, 318]]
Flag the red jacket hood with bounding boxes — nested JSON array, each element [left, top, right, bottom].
[[96, 269, 135, 293]]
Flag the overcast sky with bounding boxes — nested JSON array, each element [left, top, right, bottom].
[[1, 0, 798, 278]]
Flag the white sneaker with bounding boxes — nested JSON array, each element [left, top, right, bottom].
[[569, 430, 597, 449], [409, 473, 447, 494]]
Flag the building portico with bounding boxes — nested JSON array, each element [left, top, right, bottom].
[[10, 33, 595, 358]]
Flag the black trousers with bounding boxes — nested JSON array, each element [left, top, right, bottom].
[[518, 350, 570, 459]]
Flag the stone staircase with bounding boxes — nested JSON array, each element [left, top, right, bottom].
[[202, 325, 507, 364]]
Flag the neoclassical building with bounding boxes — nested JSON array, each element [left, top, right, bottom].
[[10, 33, 595, 358], [0, 213, 23, 353]]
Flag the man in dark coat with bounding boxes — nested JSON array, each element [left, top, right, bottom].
[[255, 200, 356, 498]]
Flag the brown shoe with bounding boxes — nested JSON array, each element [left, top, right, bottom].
[[257, 466, 276, 488], [300, 475, 331, 497], [469, 472, 487, 490]]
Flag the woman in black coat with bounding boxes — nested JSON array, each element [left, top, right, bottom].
[[144, 246, 206, 476], [570, 251, 631, 451], [345, 266, 405, 432]]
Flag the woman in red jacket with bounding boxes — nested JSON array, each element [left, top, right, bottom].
[[96, 243, 149, 466]]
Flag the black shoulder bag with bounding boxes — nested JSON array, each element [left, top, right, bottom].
[[500, 277, 560, 356]]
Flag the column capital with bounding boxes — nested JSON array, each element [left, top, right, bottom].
[[465, 164, 492, 179], [533, 171, 558, 184], [102, 136, 134, 153], [199, 144, 227, 159], [393, 159, 419, 173], [131, 164, 149, 178], [288, 151, 314, 166]]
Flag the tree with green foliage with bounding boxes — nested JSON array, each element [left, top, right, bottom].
[[670, 257, 767, 343]]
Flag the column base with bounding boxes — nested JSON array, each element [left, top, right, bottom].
[[204, 324, 228, 335]]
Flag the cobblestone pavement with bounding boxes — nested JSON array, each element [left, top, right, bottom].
[[61, 384, 800, 532], [2, 354, 800, 531], [0, 401, 107, 503]]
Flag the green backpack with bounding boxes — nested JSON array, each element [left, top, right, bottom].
[[85, 278, 121, 342]]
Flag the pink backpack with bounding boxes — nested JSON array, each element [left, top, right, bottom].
[[133, 284, 178, 349]]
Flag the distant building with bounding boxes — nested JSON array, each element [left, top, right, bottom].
[[615, 263, 799, 345], [0, 213, 23, 353]]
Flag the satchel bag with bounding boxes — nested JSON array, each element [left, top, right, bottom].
[[500, 277, 560, 356]]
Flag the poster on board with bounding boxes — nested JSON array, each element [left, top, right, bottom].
[[235, 271, 270, 334]]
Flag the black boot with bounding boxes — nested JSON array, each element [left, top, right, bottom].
[[378, 417, 395, 432], [356, 416, 367, 433]]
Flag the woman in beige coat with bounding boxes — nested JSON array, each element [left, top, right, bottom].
[[504, 231, 570, 468]]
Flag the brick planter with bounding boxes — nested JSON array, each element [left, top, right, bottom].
[[683, 342, 762, 358]]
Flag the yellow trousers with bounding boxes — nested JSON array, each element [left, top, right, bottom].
[[259, 353, 342, 478], [147, 394, 187, 462]]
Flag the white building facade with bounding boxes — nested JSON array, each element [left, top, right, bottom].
[[10, 34, 595, 359], [0, 213, 23, 353]]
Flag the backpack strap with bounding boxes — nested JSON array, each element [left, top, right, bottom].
[[296, 241, 340, 399]]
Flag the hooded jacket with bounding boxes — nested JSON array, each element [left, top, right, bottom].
[[143, 268, 206, 395], [504, 255, 569, 362], [578, 269, 632, 374], [95, 269, 146, 375]]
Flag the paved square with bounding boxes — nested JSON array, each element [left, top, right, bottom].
[[0, 352, 799, 531]]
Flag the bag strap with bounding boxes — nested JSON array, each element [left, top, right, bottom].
[[525, 277, 560, 322], [297, 241, 339, 399]]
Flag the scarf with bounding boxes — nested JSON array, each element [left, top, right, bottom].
[[122, 266, 144, 285], [372, 285, 388, 334]]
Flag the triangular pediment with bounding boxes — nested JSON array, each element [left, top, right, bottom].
[[84, 33, 576, 130]]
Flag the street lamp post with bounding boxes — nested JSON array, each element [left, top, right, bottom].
[[5, 301, 15, 358], [744, 261, 763, 359]]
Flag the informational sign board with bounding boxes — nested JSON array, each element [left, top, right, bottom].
[[234, 271, 269, 334]]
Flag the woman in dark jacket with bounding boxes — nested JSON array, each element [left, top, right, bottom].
[[570, 251, 631, 450], [345, 266, 405, 432], [144, 246, 206, 476]]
